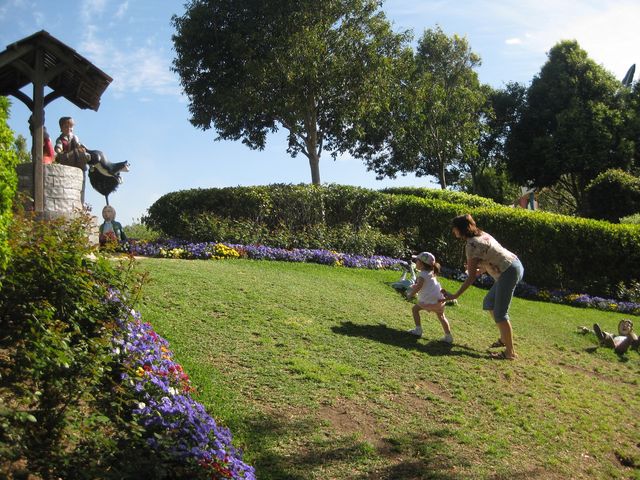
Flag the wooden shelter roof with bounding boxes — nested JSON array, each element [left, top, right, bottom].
[[0, 30, 112, 111]]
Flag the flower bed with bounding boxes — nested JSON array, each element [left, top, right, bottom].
[[129, 240, 640, 317], [110, 290, 255, 479]]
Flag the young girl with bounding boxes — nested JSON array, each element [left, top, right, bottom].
[[406, 251, 453, 343]]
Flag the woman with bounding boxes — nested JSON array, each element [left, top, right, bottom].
[[442, 214, 524, 359]]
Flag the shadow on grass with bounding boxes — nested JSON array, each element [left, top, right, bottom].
[[583, 345, 634, 363], [243, 410, 463, 480], [332, 321, 485, 359]]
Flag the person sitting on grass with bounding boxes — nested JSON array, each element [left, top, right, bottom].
[[405, 251, 453, 344], [591, 319, 639, 354]]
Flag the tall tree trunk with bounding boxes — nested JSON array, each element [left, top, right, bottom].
[[438, 156, 447, 189], [307, 150, 321, 185], [303, 100, 322, 186]]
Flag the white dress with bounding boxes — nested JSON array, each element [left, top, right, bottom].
[[416, 270, 443, 305]]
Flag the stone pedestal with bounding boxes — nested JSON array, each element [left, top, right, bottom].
[[16, 163, 84, 220]]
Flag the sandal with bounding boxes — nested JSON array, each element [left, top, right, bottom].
[[489, 351, 517, 360], [489, 338, 505, 348]]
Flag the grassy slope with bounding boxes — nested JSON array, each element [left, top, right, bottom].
[[135, 258, 640, 480]]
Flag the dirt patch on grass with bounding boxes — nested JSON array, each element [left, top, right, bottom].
[[317, 397, 389, 450]]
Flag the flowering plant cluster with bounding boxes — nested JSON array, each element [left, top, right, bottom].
[[111, 294, 255, 479], [211, 243, 241, 260], [130, 240, 640, 316], [130, 240, 399, 270]]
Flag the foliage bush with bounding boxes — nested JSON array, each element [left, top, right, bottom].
[[380, 186, 499, 207], [585, 168, 640, 222], [0, 211, 145, 477], [0, 212, 254, 479], [144, 184, 392, 236], [620, 212, 640, 225], [123, 220, 162, 242], [145, 183, 640, 298], [382, 194, 640, 297], [0, 97, 19, 277], [182, 212, 407, 258]]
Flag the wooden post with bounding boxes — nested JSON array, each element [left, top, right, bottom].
[[31, 47, 45, 213]]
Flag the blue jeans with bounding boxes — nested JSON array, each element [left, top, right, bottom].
[[483, 258, 524, 322]]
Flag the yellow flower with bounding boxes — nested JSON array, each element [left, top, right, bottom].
[[210, 243, 240, 260]]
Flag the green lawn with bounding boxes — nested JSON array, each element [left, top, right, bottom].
[[135, 257, 640, 480]]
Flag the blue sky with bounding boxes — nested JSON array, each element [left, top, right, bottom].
[[1, 0, 638, 225]]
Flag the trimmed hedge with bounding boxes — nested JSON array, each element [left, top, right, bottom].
[[383, 194, 640, 296], [0, 97, 19, 277], [143, 184, 392, 237], [144, 184, 640, 297], [380, 186, 499, 208]]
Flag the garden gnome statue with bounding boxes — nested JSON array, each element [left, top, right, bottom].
[[98, 205, 127, 247]]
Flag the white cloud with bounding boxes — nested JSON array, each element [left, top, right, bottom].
[[481, 1, 639, 78], [79, 24, 180, 98], [115, 1, 129, 19], [388, 0, 639, 80], [80, 0, 108, 22]]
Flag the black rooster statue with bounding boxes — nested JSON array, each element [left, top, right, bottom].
[[86, 150, 130, 205]]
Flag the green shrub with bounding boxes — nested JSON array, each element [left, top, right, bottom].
[[380, 194, 640, 297], [585, 169, 640, 222], [181, 212, 407, 257], [144, 184, 395, 237], [0, 211, 147, 477], [0, 97, 19, 277], [620, 213, 640, 225], [123, 220, 162, 242], [380, 186, 499, 208], [145, 183, 640, 297]]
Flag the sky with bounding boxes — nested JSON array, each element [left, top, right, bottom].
[[1, 0, 638, 225]]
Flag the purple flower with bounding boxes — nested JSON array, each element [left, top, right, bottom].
[[108, 294, 255, 479]]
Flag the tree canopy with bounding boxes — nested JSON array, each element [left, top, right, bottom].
[[171, 0, 408, 184], [458, 82, 525, 203], [352, 26, 485, 189], [505, 40, 633, 214]]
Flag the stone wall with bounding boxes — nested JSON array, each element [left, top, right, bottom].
[[16, 163, 99, 243], [16, 163, 84, 218]]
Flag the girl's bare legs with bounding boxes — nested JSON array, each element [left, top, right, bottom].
[[411, 303, 423, 329], [437, 312, 451, 335]]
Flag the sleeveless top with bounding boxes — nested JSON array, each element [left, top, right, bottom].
[[465, 232, 517, 280]]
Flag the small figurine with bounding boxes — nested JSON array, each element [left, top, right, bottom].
[[580, 319, 640, 354], [391, 259, 417, 293], [99, 205, 128, 248], [54, 116, 91, 170]]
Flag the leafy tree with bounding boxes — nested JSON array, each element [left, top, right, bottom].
[[458, 166, 521, 205], [171, 0, 408, 184], [505, 40, 633, 215], [353, 26, 485, 189], [459, 82, 524, 203], [12, 134, 30, 164]]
